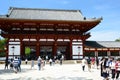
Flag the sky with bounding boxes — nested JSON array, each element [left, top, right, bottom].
[[0, 0, 120, 41]]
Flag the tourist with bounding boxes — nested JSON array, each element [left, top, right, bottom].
[[46, 56, 48, 61], [91, 57, 95, 68], [13, 56, 19, 73], [31, 59, 34, 69], [41, 58, 45, 70], [4, 58, 9, 69], [104, 58, 110, 77], [25, 58, 28, 65], [18, 57, 21, 72], [37, 56, 41, 70], [100, 57, 105, 77], [87, 57, 91, 72], [9, 58, 13, 70], [115, 58, 120, 80], [52, 57, 56, 65], [109, 58, 116, 80], [60, 58, 62, 65], [49, 58, 52, 66], [96, 57, 99, 69], [81, 57, 87, 71]]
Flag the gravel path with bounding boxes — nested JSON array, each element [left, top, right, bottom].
[[0, 63, 103, 80]]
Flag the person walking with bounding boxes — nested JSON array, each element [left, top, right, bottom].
[[41, 58, 46, 70], [81, 58, 87, 71], [49, 58, 53, 66], [91, 57, 95, 69], [96, 57, 99, 69], [115, 58, 120, 80], [100, 57, 105, 77], [25, 58, 28, 65], [4, 58, 9, 69], [37, 56, 41, 70], [109, 58, 116, 80], [10, 58, 13, 70], [18, 58, 21, 72], [104, 58, 110, 77], [60, 58, 62, 65], [87, 57, 91, 72], [13, 57, 19, 73], [31, 59, 34, 69]]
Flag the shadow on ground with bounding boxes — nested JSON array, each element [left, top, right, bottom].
[[0, 68, 30, 74]]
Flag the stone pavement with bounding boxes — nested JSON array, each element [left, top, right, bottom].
[[0, 63, 104, 80]]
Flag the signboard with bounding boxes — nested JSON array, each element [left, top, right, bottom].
[[8, 42, 20, 58], [72, 42, 83, 59]]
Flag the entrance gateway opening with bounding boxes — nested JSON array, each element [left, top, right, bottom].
[[40, 46, 66, 60], [8, 40, 83, 60], [25, 46, 67, 60]]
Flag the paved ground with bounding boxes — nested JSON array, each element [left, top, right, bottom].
[[0, 62, 105, 80]]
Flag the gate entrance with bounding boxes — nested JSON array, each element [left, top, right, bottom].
[[40, 46, 52, 59]]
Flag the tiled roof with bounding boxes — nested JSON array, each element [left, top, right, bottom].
[[4, 7, 84, 21], [0, 7, 102, 21], [85, 41, 120, 48]]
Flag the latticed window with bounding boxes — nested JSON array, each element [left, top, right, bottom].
[[98, 51, 107, 56], [111, 51, 119, 56], [84, 51, 95, 57]]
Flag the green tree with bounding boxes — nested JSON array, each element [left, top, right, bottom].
[[115, 38, 120, 42], [25, 47, 31, 56], [0, 39, 7, 57]]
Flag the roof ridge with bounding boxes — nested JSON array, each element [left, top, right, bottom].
[[9, 7, 81, 12], [7, 7, 14, 17]]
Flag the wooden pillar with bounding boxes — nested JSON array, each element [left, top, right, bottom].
[[66, 46, 69, 60], [82, 40, 85, 58], [5, 38, 9, 59], [107, 50, 111, 57], [53, 40, 57, 58], [95, 50, 98, 57], [20, 38, 23, 59], [69, 39, 73, 60], [36, 38, 40, 58]]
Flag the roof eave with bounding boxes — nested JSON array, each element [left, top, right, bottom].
[[0, 17, 102, 24]]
